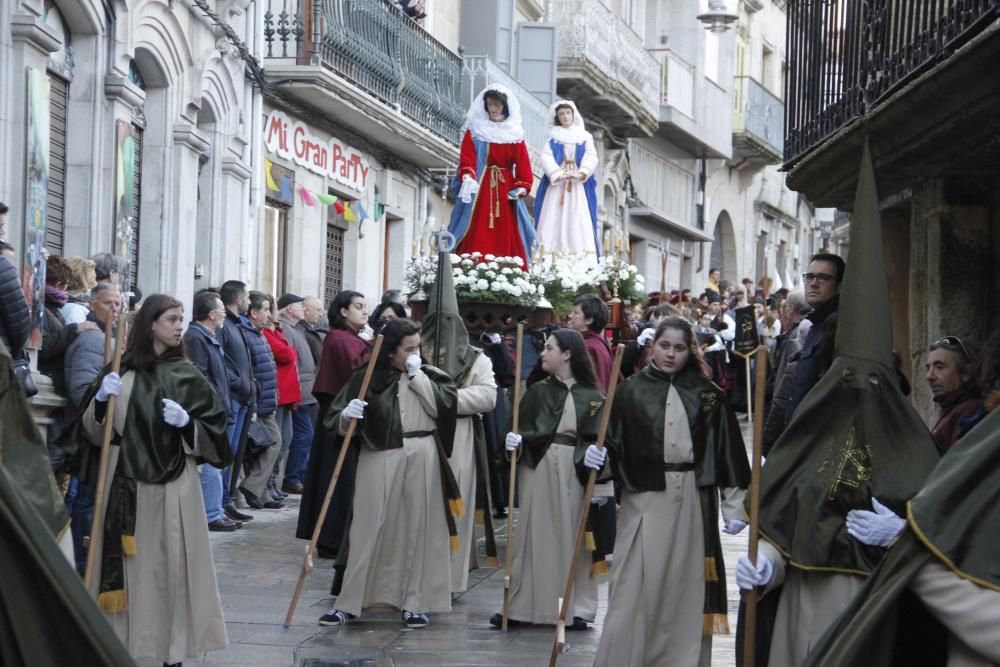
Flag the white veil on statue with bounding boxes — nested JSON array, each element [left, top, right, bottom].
[[546, 99, 591, 145], [466, 83, 525, 144]]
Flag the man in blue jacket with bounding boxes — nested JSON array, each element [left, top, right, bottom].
[[184, 289, 239, 531]]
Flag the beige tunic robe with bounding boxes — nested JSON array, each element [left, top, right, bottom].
[[335, 370, 453, 616], [506, 380, 601, 624], [759, 539, 865, 666], [595, 384, 744, 667], [450, 352, 497, 592], [82, 372, 228, 664]]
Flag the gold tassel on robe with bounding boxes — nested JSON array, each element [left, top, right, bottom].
[[589, 560, 608, 578], [449, 498, 465, 517], [97, 589, 128, 614], [703, 613, 730, 635], [121, 534, 137, 557], [450, 535, 461, 552], [704, 557, 719, 582], [584, 531, 596, 551]]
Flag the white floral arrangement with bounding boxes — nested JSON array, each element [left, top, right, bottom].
[[527, 251, 645, 314], [405, 252, 544, 307]]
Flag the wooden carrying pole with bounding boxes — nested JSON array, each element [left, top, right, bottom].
[[741, 346, 769, 667], [501, 323, 525, 632], [283, 334, 384, 628], [83, 309, 129, 591], [548, 346, 625, 666]]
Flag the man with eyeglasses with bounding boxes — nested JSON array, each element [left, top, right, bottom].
[[783, 252, 845, 427], [926, 336, 981, 453]]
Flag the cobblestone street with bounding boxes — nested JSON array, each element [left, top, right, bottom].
[[169, 421, 755, 667]]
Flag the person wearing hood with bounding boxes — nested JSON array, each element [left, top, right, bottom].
[[533, 99, 600, 256], [447, 84, 536, 265]]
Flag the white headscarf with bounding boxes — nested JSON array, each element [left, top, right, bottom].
[[466, 84, 525, 144], [547, 99, 591, 144]]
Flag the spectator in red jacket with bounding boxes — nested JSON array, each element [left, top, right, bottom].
[[261, 294, 301, 499]]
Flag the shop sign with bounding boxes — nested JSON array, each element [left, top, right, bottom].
[[263, 110, 369, 193]]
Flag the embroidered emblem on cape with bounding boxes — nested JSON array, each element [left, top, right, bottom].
[[817, 426, 873, 501], [700, 390, 718, 412], [588, 400, 604, 417]]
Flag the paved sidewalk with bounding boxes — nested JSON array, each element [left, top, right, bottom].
[[162, 421, 755, 667]]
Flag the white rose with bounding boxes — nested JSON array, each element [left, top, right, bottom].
[[485, 270, 496, 279], [462, 259, 473, 268], [476, 279, 489, 291], [501, 267, 512, 275], [491, 281, 502, 291], [511, 286, 522, 297], [513, 256, 524, 266], [619, 269, 630, 280], [484, 254, 496, 261], [561, 278, 574, 290]]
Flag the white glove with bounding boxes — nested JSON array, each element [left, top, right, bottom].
[[357, 324, 374, 342], [487, 332, 502, 346], [723, 519, 748, 535], [459, 175, 479, 203], [505, 432, 522, 453], [846, 498, 906, 547], [96, 372, 121, 402], [583, 444, 607, 470], [405, 353, 422, 378], [341, 399, 367, 423], [162, 398, 190, 428], [637, 327, 656, 347], [507, 187, 527, 200], [735, 553, 774, 591]]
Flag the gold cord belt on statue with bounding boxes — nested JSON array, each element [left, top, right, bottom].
[[486, 165, 506, 229], [560, 157, 577, 205]]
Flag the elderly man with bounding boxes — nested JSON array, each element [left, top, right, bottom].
[[925, 336, 981, 453], [277, 293, 316, 493]]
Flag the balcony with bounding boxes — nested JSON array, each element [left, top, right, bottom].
[[262, 0, 464, 168], [783, 0, 1000, 207], [544, 0, 661, 137], [627, 139, 711, 242], [462, 55, 550, 176], [732, 76, 783, 166], [654, 49, 732, 159]]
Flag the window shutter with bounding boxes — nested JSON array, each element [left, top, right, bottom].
[[459, 0, 514, 71], [46, 73, 68, 256], [515, 23, 557, 105]]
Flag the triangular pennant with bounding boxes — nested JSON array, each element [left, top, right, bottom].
[[343, 202, 358, 221], [355, 202, 369, 221], [334, 200, 345, 215], [265, 159, 279, 191], [317, 193, 336, 206], [299, 185, 317, 206]]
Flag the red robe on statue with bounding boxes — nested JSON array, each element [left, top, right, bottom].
[[455, 130, 534, 263]]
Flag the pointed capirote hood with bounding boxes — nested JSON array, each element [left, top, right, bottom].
[[754, 139, 940, 575], [833, 139, 893, 369], [420, 253, 472, 380]]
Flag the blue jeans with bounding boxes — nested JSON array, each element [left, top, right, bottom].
[[283, 404, 314, 486], [68, 479, 94, 575], [199, 463, 225, 523], [222, 399, 250, 508]]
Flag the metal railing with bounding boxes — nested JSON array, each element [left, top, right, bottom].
[[263, 0, 465, 144], [628, 140, 696, 226], [784, 0, 1000, 165], [546, 0, 661, 120], [733, 75, 784, 155], [657, 49, 695, 117], [462, 55, 550, 167]]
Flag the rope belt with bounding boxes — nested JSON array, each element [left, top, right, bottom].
[[664, 461, 695, 472], [560, 157, 577, 204], [486, 165, 506, 229]]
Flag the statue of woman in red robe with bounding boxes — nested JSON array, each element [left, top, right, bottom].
[[447, 84, 536, 265]]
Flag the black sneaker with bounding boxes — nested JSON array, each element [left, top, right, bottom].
[[567, 616, 589, 631], [318, 609, 350, 626], [225, 504, 253, 522], [402, 610, 429, 628]]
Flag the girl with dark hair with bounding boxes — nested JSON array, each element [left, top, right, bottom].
[[318, 318, 459, 629], [61, 294, 231, 665], [490, 328, 607, 630], [370, 300, 407, 335], [296, 290, 370, 557], [594, 316, 750, 666]]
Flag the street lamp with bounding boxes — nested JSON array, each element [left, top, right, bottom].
[[697, 0, 738, 33]]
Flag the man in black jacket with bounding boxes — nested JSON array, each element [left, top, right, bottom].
[[217, 280, 257, 523], [185, 290, 240, 531], [0, 232, 29, 358]]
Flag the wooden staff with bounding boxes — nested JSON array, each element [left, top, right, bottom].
[[501, 323, 525, 632], [741, 345, 769, 667], [83, 308, 129, 591], [283, 334, 384, 628], [745, 354, 754, 422], [548, 346, 625, 665]]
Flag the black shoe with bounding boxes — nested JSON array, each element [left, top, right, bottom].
[[224, 504, 253, 522], [269, 482, 289, 499], [316, 547, 338, 559], [567, 616, 589, 631], [489, 613, 523, 628], [239, 487, 271, 510], [282, 481, 304, 494], [402, 610, 429, 628], [208, 518, 239, 532], [493, 507, 508, 520]]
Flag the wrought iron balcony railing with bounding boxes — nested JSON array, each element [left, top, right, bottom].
[[462, 55, 550, 169], [785, 0, 1000, 165], [733, 75, 784, 159], [263, 0, 465, 144], [546, 0, 661, 121]]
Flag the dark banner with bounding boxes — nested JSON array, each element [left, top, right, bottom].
[[733, 305, 760, 355]]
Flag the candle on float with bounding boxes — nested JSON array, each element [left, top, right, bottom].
[[418, 237, 425, 256], [616, 237, 624, 252], [603, 231, 610, 254]]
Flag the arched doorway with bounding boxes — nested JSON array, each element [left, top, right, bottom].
[[710, 210, 737, 281]]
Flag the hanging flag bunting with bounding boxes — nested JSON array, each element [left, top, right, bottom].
[[265, 159, 279, 191], [334, 200, 345, 215], [373, 191, 385, 222], [299, 185, 317, 207], [354, 201, 369, 222], [317, 193, 337, 206], [343, 202, 358, 222]]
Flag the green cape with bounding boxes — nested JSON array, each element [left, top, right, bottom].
[[755, 141, 939, 574]]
